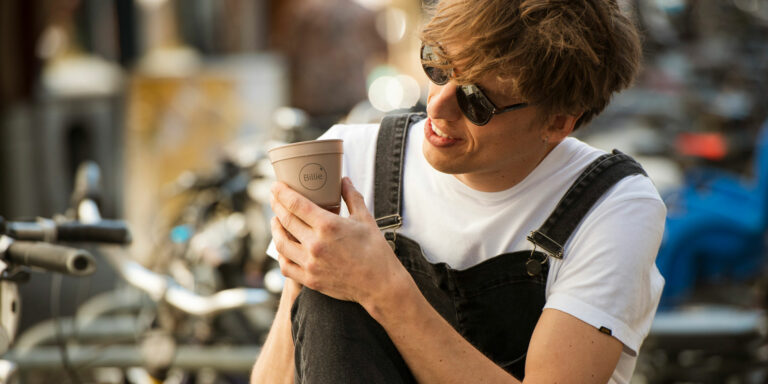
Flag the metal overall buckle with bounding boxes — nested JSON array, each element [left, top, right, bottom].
[[376, 214, 402, 252], [526, 244, 549, 277]]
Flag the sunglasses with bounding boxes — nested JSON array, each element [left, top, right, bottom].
[[420, 44, 529, 126]]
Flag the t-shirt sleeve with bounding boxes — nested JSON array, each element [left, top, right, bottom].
[[543, 175, 666, 355]]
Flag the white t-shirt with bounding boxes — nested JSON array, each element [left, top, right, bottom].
[[268, 118, 666, 383]]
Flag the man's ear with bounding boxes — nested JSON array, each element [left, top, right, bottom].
[[546, 112, 583, 142]]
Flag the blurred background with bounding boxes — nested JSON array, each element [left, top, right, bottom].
[[0, 0, 767, 383]]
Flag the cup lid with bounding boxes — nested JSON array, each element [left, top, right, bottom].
[[268, 139, 343, 163]]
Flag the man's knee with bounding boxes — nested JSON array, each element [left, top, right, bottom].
[[289, 287, 415, 383], [291, 287, 377, 341]]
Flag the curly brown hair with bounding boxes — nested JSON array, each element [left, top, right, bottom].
[[420, 0, 642, 129]]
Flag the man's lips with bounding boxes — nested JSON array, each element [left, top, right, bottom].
[[425, 118, 460, 147], [430, 121, 456, 139]]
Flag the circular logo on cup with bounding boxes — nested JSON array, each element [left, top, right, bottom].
[[299, 163, 327, 190]]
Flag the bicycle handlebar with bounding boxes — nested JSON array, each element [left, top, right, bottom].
[[108, 252, 273, 317], [4, 219, 131, 245], [56, 221, 131, 244], [4, 241, 96, 276]]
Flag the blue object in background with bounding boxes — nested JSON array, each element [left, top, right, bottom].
[[657, 119, 768, 307], [170, 224, 194, 244]]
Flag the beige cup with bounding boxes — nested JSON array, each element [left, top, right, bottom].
[[268, 139, 343, 211]]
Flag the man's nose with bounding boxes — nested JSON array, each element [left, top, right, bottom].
[[426, 83, 462, 122]]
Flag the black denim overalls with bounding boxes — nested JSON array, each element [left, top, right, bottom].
[[291, 113, 647, 383]]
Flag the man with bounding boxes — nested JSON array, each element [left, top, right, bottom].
[[252, 0, 665, 383]]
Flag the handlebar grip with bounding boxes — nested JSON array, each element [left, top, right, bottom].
[[4, 221, 48, 241], [56, 220, 132, 244], [6, 241, 96, 276]]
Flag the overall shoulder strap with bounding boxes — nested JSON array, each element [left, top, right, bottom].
[[373, 112, 426, 230], [527, 150, 648, 259]]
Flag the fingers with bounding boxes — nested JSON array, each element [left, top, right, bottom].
[[341, 177, 369, 217], [271, 182, 331, 227], [270, 192, 313, 243], [271, 217, 307, 267], [277, 253, 306, 284]]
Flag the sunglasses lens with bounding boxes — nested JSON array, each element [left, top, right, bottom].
[[420, 45, 450, 85], [421, 44, 511, 125], [456, 85, 495, 125], [424, 66, 450, 85]]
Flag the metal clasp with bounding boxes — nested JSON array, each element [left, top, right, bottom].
[[376, 214, 402, 252], [526, 244, 549, 277], [376, 214, 402, 230], [526, 230, 564, 259]]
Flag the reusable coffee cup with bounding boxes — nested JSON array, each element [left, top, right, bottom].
[[268, 139, 344, 212]]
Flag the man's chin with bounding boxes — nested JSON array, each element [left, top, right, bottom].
[[422, 144, 465, 175]]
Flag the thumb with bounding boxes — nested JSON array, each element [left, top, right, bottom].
[[341, 177, 368, 216]]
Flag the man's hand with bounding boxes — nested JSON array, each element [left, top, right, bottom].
[[270, 177, 409, 307]]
